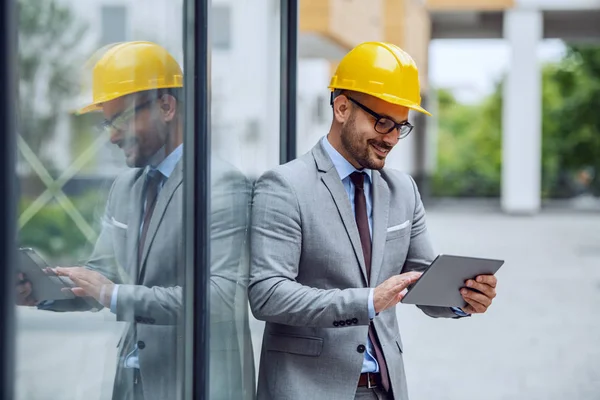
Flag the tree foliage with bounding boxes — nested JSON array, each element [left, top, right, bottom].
[[18, 0, 87, 169], [432, 43, 600, 198]]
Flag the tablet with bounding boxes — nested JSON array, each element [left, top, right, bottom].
[[400, 254, 504, 308], [17, 247, 76, 301]]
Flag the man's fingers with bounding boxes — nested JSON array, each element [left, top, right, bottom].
[[68, 274, 93, 290], [461, 288, 492, 307], [55, 267, 92, 285], [394, 272, 422, 290], [68, 287, 88, 297], [24, 297, 38, 307], [475, 274, 497, 288], [462, 294, 488, 313], [17, 285, 30, 296], [401, 271, 423, 282], [54, 266, 85, 277], [465, 280, 496, 299]]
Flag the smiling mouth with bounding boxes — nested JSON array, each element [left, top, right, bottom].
[[371, 143, 391, 156]]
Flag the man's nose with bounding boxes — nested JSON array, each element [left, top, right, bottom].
[[109, 127, 122, 144], [382, 130, 400, 147]]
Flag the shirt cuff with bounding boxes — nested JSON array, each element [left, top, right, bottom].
[[110, 285, 119, 314], [452, 307, 470, 317], [37, 300, 55, 309], [368, 289, 375, 320]]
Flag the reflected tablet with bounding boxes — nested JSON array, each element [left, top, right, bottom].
[[18, 247, 75, 301], [400, 254, 504, 308]]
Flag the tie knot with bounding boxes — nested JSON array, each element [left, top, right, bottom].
[[350, 171, 366, 190], [146, 169, 164, 189]]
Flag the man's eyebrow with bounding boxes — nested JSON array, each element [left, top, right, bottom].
[[379, 112, 408, 125], [103, 108, 126, 126]]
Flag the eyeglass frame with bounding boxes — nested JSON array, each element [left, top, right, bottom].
[[97, 99, 155, 133], [333, 93, 414, 139]]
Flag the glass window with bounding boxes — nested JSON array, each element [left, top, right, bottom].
[[100, 6, 128, 46], [15, 1, 188, 399], [208, 0, 281, 398], [212, 6, 232, 50]]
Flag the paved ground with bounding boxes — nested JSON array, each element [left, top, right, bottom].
[[14, 208, 600, 399]]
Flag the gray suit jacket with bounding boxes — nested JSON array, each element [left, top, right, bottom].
[[43, 158, 255, 400], [249, 140, 459, 400]]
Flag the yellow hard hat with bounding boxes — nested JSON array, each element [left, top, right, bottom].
[[77, 41, 183, 114], [328, 42, 431, 116]]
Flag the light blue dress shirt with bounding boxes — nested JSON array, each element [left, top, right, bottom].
[[110, 144, 183, 369], [321, 136, 380, 373]]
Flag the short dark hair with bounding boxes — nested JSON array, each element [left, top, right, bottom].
[[330, 89, 345, 106], [131, 87, 184, 114]]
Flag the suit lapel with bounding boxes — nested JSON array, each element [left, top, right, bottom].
[[313, 142, 369, 285], [370, 170, 390, 287], [138, 159, 183, 282], [126, 170, 145, 283]]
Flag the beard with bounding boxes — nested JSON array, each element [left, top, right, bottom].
[[340, 112, 392, 170]]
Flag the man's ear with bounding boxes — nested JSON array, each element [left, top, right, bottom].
[[159, 94, 177, 122], [332, 94, 351, 124]]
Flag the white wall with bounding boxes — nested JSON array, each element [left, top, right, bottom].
[[296, 59, 332, 155], [211, 0, 280, 178], [516, 0, 600, 10]]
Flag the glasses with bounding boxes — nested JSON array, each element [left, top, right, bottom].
[[97, 99, 154, 133], [347, 97, 414, 139]]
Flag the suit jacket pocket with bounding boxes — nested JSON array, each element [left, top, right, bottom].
[[386, 224, 410, 241], [265, 332, 323, 357]]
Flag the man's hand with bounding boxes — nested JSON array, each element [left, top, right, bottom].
[[461, 274, 497, 314], [54, 267, 115, 308], [16, 273, 37, 306], [373, 271, 422, 314]]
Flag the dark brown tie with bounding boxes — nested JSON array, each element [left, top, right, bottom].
[[138, 169, 163, 267], [350, 171, 390, 392]]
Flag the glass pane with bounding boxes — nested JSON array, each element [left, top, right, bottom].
[[209, 0, 280, 398], [15, 1, 188, 399]]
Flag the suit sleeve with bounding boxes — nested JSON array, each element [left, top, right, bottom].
[[248, 169, 371, 328], [38, 178, 122, 313], [402, 176, 464, 319]]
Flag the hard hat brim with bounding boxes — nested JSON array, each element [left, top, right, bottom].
[[329, 86, 432, 117], [76, 103, 103, 115]]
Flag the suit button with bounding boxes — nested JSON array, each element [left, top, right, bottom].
[[352, 318, 358, 324], [357, 344, 366, 353], [148, 318, 156, 324], [333, 321, 339, 327], [135, 316, 142, 323], [137, 341, 146, 350], [339, 320, 346, 326], [346, 319, 352, 325]]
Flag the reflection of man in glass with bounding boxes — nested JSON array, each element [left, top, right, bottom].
[[15, 41, 253, 400]]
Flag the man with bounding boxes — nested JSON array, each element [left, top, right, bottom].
[[249, 41, 498, 400], [15, 41, 253, 400]]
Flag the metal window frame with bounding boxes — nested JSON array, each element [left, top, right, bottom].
[[280, 0, 298, 164], [0, 0, 17, 397], [181, 0, 299, 398], [183, 0, 211, 399]]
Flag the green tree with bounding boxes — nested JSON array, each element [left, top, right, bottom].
[[432, 43, 600, 199], [544, 44, 600, 196], [432, 86, 502, 197]]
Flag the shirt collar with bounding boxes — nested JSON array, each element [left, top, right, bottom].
[[321, 136, 372, 183], [148, 144, 183, 179]]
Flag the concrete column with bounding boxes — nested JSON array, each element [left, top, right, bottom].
[[502, 9, 543, 214]]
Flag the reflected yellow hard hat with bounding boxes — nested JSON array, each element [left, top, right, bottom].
[[77, 41, 183, 114], [328, 41, 431, 116]]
